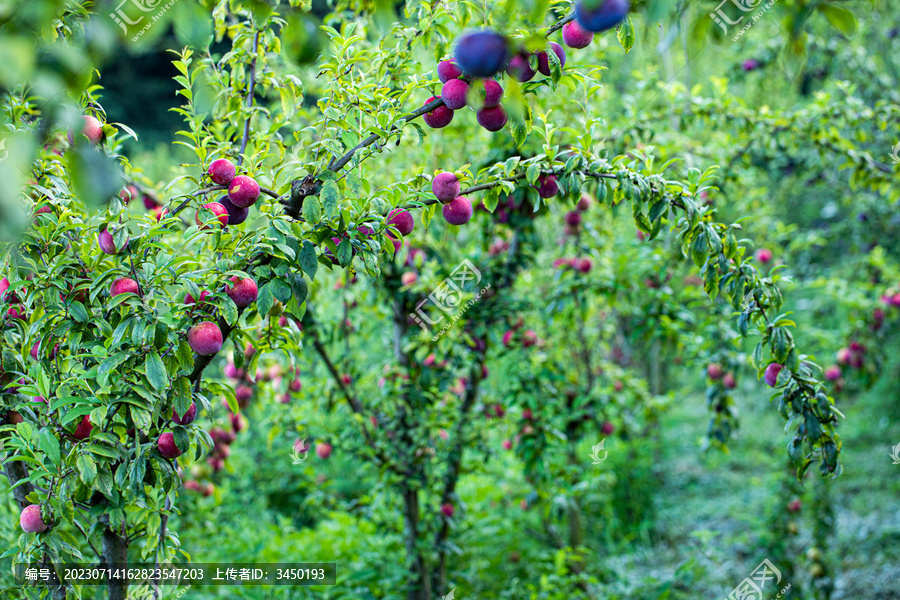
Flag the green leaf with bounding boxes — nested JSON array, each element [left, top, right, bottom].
[[39, 429, 61, 465], [819, 5, 858, 35], [69, 301, 88, 323], [299, 241, 318, 280], [257, 282, 275, 315], [145, 352, 167, 391], [77, 454, 97, 486], [617, 16, 636, 52], [303, 194, 323, 224], [173, 377, 192, 417], [321, 180, 340, 221], [336, 239, 353, 267]]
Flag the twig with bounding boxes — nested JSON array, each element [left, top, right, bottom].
[[237, 30, 262, 168]]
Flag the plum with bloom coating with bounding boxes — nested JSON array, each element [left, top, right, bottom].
[[388, 209, 415, 236], [455, 30, 508, 78], [422, 96, 454, 128], [476, 106, 507, 131], [437, 59, 463, 82], [441, 79, 469, 110], [227, 175, 260, 208], [442, 197, 473, 225], [207, 159, 236, 185], [188, 321, 223, 356], [575, 0, 630, 33], [20, 504, 48, 533], [764, 363, 784, 387], [563, 20, 594, 48], [157, 432, 184, 458], [537, 43, 566, 76], [432, 172, 461, 201], [226, 276, 258, 307]]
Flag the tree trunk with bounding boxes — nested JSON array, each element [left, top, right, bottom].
[[101, 520, 129, 600], [402, 483, 431, 600]]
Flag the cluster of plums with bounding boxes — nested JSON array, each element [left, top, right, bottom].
[[424, 0, 629, 132]]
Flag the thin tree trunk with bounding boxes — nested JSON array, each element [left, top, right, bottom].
[[101, 518, 129, 600]]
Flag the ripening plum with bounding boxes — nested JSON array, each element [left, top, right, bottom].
[[68, 115, 103, 145], [432, 172, 461, 201], [441, 79, 469, 110], [455, 30, 508, 78], [536, 175, 559, 198], [219, 195, 249, 225], [577, 193, 592, 211], [565, 211, 582, 227], [764, 363, 784, 387], [110, 277, 139, 297], [537, 43, 566, 76], [755, 248, 773, 264], [475, 79, 503, 109], [575, 258, 592, 273], [98, 226, 128, 255], [316, 441, 332, 459], [72, 415, 93, 440], [157, 432, 184, 458], [226, 276, 259, 307], [195, 202, 229, 229], [387, 208, 415, 236], [441, 502, 455, 517], [422, 96, 454, 128], [575, 0, 630, 33], [173, 402, 198, 425], [442, 197, 473, 225], [208, 158, 236, 185], [707, 363, 724, 380], [227, 175, 260, 208], [188, 321, 223, 356], [437, 58, 463, 83], [401, 272, 417, 286], [20, 504, 48, 533], [476, 105, 508, 132], [506, 54, 536, 82], [562, 20, 594, 48]]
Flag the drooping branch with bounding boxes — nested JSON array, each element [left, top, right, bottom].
[[237, 29, 262, 168]]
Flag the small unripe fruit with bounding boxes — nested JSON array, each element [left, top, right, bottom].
[[432, 172, 461, 201], [707, 363, 724, 380], [187, 321, 223, 356], [441, 79, 469, 110], [562, 20, 594, 49], [537, 43, 566, 76], [387, 208, 415, 236], [110, 277, 139, 297], [68, 115, 103, 145], [506, 54, 536, 82], [99, 226, 128, 255], [218, 195, 249, 225], [437, 59, 463, 83], [195, 202, 229, 229], [476, 79, 503, 109], [764, 363, 784, 387], [440, 502, 455, 517], [422, 96, 454, 128], [73, 415, 93, 440], [476, 105, 507, 132], [536, 175, 559, 198], [207, 159, 236, 185], [173, 402, 197, 425], [20, 504, 48, 533], [575, 0, 630, 33], [316, 441, 332, 459], [455, 30, 508, 78], [157, 432, 184, 458], [227, 175, 260, 208], [442, 197, 473, 225], [226, 276, 258, 307]]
